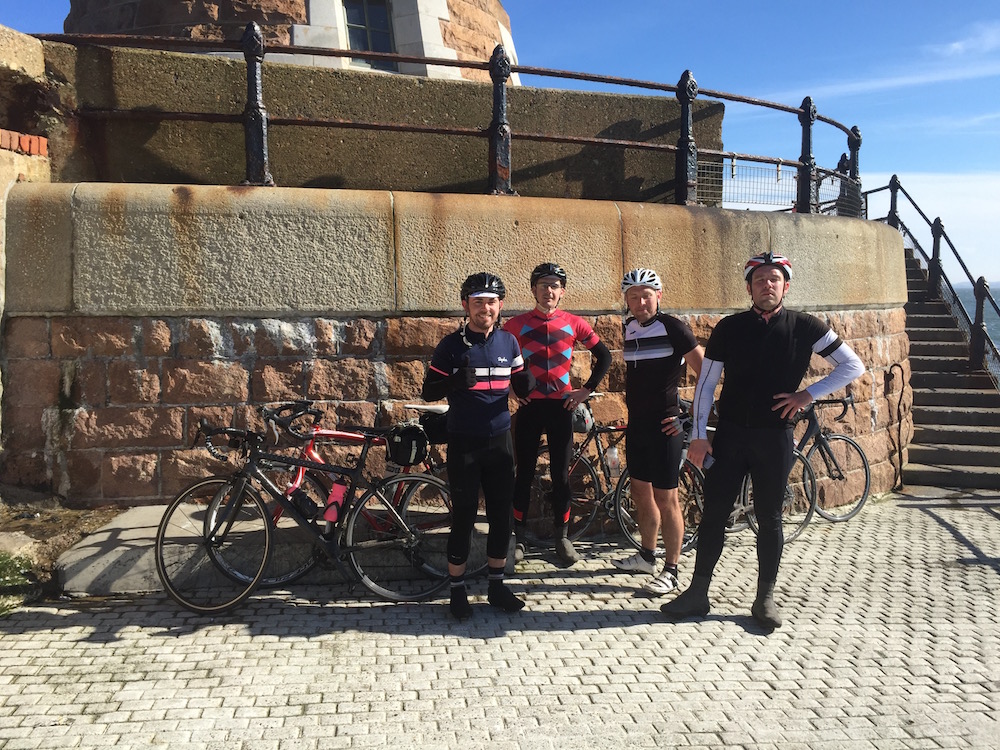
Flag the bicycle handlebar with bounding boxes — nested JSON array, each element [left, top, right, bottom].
[[195, 418, 266, 461], [259, 400, 323, 439], [801, 392, 855, 422]]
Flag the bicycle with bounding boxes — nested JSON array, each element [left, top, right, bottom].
[[154, 408, 472, 615], [795, 393, 871, 521], [520, 395, 703, 555]]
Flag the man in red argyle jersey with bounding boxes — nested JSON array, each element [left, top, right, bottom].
[[503, 263, 612, 566]]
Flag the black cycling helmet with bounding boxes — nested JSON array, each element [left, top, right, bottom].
[[460, 272, 506, 301], [530, 262, 568, 288]]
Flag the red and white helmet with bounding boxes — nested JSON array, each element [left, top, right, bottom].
[[743, 252, 793, 282]]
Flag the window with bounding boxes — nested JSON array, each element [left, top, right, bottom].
[[343, 0, 397, 72]]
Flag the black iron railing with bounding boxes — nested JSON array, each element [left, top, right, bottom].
[[865, 176, 999, 385], [38, 23, 862, 214]]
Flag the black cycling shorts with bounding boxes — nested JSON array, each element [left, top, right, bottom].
[[625, 421, 683, 490]]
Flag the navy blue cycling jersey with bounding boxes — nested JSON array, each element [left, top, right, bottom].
[[427, 327, 524, 437]]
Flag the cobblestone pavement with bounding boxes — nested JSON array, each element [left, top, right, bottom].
[[0, 487, 998, 749]]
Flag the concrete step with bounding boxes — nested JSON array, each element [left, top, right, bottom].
[[905, 299, 950, 313], [903, 463, 1000, 490], [905, 313, 958, 329], [911, 371, 996, 388], [909, 355, 973, 372], [912, 405, 1000, 427], [905, 327, 966, 343], [913, 388, 1000, 408], [913, 424, 1000, 447], [908, 443, 1000, 467], [909, 341, 969, 357]]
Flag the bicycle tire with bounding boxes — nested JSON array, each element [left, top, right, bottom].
[[613, 461, 705, 555], [155, 476, 272, 615], [809, 434, 871, 522], [521, 446, 601, 546], [206, 470, 326, 587], [344, 474, 457, 602], [743, 449, 817, 543]]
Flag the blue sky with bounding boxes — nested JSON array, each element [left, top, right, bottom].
[[2, 0, 998, 281]]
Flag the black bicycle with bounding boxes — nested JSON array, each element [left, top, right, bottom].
[[155, 409, 466, 615], [795, 393, 871, 521]]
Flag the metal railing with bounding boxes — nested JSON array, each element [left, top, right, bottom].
[[865, 176, 999, 386], [37, 23, 863, 215]]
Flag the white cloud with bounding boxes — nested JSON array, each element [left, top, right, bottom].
[[928, 20, 1000, 57]]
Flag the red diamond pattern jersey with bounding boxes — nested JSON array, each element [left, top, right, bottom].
[[503, 309, 600, 399]]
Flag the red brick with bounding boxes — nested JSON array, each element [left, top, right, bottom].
[[1, 406, 47, 452], [314, 319, 339, 356], [342, 319, 379, 355], [163, 360, 249, 403], [176, 319, 224, 358], [72, 406, 185, 449], [385, 359, 424, 400], [51, 317, 135, 357], [18, 134, 29, 153], [0, 451, 49, 490], [108, 361, 161, 404], [142, 319, 172, 356], [102, 453, 159, 499], [74, 359, 109, 407], [27, 136, 39, 156], [0, 129, 10, 150], [308, 358, 377, 401], [385, 317, 459, 355], [4, 317, 51, 357], [251, 361, 305, 402], [39, 137, 48, 158], [160, 449, 228, 497], [3, 359, 62, 407], [63, 450, 104, 500]]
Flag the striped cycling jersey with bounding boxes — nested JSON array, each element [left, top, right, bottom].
[[427, 326, 524, 437], [623, 311, 698, 423], [503, 309, 599, 399]]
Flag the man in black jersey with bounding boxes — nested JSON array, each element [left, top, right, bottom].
[[661, 253, 863, 629]]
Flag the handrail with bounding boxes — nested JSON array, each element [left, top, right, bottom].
[[35, 24, 860, 213], [865, 176, 999, 385]]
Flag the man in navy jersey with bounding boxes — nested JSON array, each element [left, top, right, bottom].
[[612, 268, 704, 596], [662, 252, 864, 629], [422, 272, 535, 620], [504, 262, 612, 566]]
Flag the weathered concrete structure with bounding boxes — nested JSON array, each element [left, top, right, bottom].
[[0, 24, 909, 509]]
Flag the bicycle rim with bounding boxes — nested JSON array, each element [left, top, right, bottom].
[[522, 446, 601, 546], [743, 450, 817, 543], [155, 476, 271, 615], [810, 434, 871, 522], [679, 461, 705, 554], [209, 468, 325, 587], [344, 474, 453, 602]]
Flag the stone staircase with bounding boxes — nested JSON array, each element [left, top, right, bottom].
[[903, 254, 1000, 489]]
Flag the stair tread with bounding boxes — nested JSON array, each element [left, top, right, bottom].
[[909, 443, 999, 453], [905, 462, 1000, 474]]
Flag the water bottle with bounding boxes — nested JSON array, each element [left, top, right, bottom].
[[607, 445, 620, 479], [323, 478, 348, 523]]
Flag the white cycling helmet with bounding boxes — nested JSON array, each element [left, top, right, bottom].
[[621, 268, 662, 294]]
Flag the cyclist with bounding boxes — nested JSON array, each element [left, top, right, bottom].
[[504, 262, 612, 566], [612, 268, 703, 596], [662, 252, 864, 629], [421, 272, 535, 621]]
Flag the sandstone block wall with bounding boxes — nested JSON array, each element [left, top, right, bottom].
[[1, 182, 911, 508]]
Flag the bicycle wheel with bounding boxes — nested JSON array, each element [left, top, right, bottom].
[[206, 470, 325, 587], [521, 446, 601, 546], [155, 476, 271, 615], [614, 462, 704, 555], [344, 474, 456, 602], [809, 434, 871, 522], [743, 449, 817, 543]]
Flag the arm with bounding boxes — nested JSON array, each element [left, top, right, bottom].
[[661, 344, 705, 435], [564, 340, 612, 408], [687, 356, 723, 468], [772, 332, 865, 419]]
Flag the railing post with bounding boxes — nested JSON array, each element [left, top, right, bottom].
[[971, 277, 989, 370], [796, 96, 817, 213], [846, 126, 862, 218], [488, 44, 516, 196], [928, 217, 944, 299], [674, 69, 698, 205], [887, 174, 901, 229], [241, 22, 274, 187]]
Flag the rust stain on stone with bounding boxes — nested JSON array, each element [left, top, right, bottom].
[[169, 186, 205, 308]]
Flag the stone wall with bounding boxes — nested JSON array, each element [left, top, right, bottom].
[[1, 182, 911, 508]]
